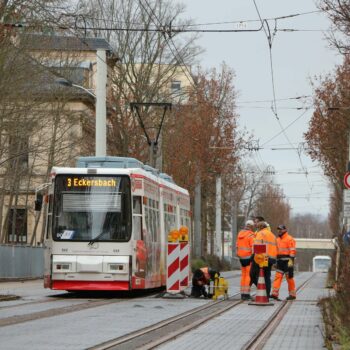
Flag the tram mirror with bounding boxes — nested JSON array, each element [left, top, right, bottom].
[[35, 193, 43, 211]]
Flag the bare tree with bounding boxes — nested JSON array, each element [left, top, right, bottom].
[[72, 0, 202, 158], [319, 0, 350, 53], [288, 213, 332, 238], [0, 2, 95, 244]]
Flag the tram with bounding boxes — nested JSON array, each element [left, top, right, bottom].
[[312, 255, 331, 273], [43, 156, 191, 291]]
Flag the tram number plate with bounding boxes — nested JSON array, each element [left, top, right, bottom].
[[113, 249, 120, 253]]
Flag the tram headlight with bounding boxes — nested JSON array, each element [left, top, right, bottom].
[[108, 263, 126, 272], [55, 263, 71, 271]]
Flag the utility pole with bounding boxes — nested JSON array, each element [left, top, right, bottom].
[[194, 174, 201, 257], [347, 130, 350, 231], [96, 49, 107, 157], [215, 176, 222, 257], [231, 201, 238, 264], [130, 102, 171, 170], [342, 130, 350, 233]]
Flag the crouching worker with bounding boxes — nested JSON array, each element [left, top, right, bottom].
[[191, 267, 219, 298]]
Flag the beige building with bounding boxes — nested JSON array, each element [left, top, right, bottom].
[[0, 33, 194, 246]]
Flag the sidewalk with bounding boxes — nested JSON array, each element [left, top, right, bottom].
[[159, 272, 329, 350]]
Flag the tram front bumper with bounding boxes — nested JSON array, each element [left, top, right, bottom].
[[51, 255, 130, 286]]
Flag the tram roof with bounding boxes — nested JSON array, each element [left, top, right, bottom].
[[51, 156, 189, 195]]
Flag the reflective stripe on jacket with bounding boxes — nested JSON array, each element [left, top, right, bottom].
[[236, 229, 255, 259], [254, 228, 277, 260], [277, 232, 296, 259]]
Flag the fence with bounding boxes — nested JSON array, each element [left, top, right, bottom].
[[0, 245, 44, 279]]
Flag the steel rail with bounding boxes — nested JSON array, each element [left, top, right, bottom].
[[88, 292, 243, 350], [0, 271, 240, 311], [242, 273, 316, 350], [0, 273, 241, 330], [0, 291, 161, 328], [0, 296, 71, 310], [0, 299, 123, 328], [0, 289, 137, 311]]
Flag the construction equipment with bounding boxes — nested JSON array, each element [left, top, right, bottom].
[[209, 273, 229, 300]]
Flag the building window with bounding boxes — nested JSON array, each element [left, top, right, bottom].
[[9, 136, 29, 170], [171, 81, 181, 94], [7, 208, 27, 244]]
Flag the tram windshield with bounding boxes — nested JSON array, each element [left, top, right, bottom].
[[52, 175, 131, 242], [314, 259, 331, 271]]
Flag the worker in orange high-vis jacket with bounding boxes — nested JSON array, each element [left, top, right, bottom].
[[271, 225, 297, 301], [236, 220, 255, 300], [250, 221, 277, 299]]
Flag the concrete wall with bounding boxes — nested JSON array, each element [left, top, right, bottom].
[[295, 249, 334, 271], [0, 245, 44, 279]]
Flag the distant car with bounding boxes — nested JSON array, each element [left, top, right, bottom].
[[313, 255, 331, 273]]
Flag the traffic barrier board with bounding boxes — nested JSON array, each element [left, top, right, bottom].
[[166, 243, 180, 293], [179, 241, 189, 290]]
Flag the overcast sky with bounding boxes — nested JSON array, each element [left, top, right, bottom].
[[183, 0, 342, 218]]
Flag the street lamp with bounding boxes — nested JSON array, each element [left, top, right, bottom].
[[56, 49, 107, 157], [56, 78, 96, 99]]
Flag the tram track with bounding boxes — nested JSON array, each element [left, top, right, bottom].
[[0, 291, 163, 328], [0, 271, 240, 312], [87, 292, 243, 350], [0, 296, 70, 310], [0, 272, 241, 331], [0, 294, 126, 311], [87, 273, 314, 350], [0, 298, 122, 328], [242, 273, 316, 350]]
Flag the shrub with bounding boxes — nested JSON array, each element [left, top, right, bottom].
[[191, 258, 206, 272]]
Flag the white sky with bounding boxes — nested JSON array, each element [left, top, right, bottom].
[[184, 0, 342, 217]]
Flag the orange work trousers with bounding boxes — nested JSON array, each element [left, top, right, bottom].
[[240, 265, 251, 296], [271, 271, 296, 298]]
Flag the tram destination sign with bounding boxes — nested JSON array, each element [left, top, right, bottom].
[[66, 177, 118, 188]]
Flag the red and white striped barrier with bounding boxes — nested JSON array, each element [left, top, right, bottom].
[[179, 241, 189, 290], [166, 243, 180, 293]]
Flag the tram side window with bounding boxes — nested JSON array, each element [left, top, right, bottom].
[[46, 194, 53, 239], [144, 198, 159, 242], [132, 196, 142, 240], [149, 204, 154, 241], [180, 208, 191, 239], [164, 204, 176, 235]]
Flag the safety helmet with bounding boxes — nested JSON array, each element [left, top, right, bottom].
[[245, 220, 254, 227], [277, 224, 287, 230]]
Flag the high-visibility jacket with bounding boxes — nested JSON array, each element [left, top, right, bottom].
[[254, 228, 277, 260], [277, 232, 296, 260], [236, 229, 255, 259]]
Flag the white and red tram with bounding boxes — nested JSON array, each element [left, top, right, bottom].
[[43, 156, 191, 291]]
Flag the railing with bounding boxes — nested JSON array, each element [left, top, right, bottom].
[[0, 245, 44, 279]]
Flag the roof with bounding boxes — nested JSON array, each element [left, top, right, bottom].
[[21, 34, 112, 52]]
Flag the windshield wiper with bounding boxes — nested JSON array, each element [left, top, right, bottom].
[[88, 232, 105, 245]]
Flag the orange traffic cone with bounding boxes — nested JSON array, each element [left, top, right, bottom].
[[249, 268, 273, 306]]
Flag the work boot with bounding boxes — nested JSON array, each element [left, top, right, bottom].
[[286, 295, 296, 300], [271, 295, 281, 301]]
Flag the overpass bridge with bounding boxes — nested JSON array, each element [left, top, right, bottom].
[[295, 238, 336, 271]]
